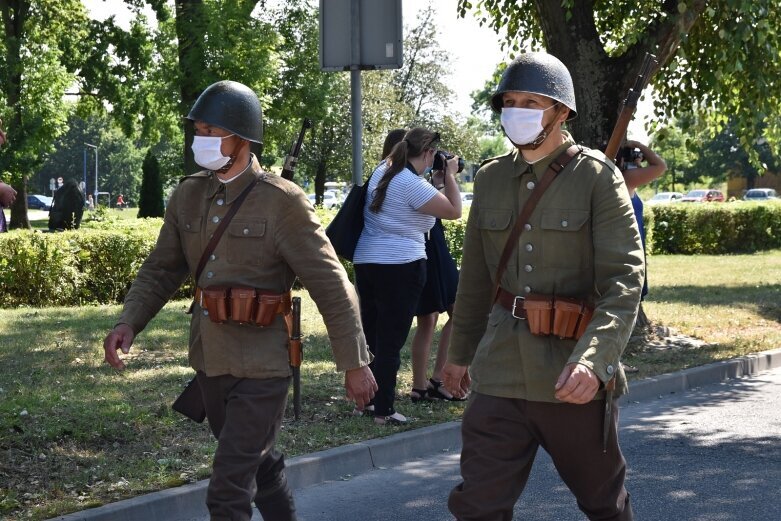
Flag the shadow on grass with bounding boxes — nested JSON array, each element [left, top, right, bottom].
[[648, 283, 781, 322]]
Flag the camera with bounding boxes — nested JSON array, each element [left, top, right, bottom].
[[432, 150, 465, 173], [620, 146, 643, 163]]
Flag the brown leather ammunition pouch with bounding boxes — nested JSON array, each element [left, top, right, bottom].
[[201, 286, 230, 323], [497, 288, 593, 340], [254, 291, 292, 327], [196, 287, 291, 327], [230, 287, 257, 324], [523, 294, 553, 336]]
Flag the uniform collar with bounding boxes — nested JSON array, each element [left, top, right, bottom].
[[206, 154, 262, 203], [511, 131, 576, 181]]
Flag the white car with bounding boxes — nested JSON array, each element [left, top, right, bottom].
[[646, 191, 684, 205], [307, 192, 341, 209]]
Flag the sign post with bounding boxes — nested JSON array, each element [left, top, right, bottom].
[[320, 0, 403, 186]]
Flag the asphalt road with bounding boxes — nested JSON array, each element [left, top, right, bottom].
[[281, 367, 781, 521]]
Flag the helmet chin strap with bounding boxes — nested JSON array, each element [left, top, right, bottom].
[[216, 138, 249, 174], [516, 105, 564, 151]]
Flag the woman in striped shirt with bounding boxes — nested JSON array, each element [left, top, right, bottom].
[[353, 127, 462, 425]]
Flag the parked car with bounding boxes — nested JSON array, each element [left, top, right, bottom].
[[681, 189, 724, 203], [461, 192, 474, 206], [743, 188, 778, 201], [27, 194, 53, 210], [646, 191, 684, 205], [307, 192, 341, 209]]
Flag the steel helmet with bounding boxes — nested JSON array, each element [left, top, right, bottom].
[[186, 80, 263, 144], [490, 52, 577, 119]]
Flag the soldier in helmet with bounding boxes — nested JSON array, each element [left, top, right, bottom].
[[102, 80, 376, 521], [443, 53, 644, 520]]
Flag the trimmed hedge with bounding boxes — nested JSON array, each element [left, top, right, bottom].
[[647, 202, 781, 254], [20, 202, 780, 306]]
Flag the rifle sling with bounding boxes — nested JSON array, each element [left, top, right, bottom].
[[194, 177, 258, 287], [492, 145, 581, 305]]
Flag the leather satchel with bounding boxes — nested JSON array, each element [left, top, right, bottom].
[[325, 179, 369, 262]]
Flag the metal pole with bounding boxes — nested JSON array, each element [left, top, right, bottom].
[[85, 143, 98, 205], [350, 0, 362, 187], [83, 148, 87, 195]]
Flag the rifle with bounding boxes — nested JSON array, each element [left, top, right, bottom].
[[289, 296, 303, 421], [281, 119, 312, 181], [604, 53, 658, 162]]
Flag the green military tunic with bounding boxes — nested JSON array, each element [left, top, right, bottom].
[[449, 134, 645, 402], [119, 155, 370, 378]]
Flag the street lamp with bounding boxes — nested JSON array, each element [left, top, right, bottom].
[[84, 143, 98, 206]]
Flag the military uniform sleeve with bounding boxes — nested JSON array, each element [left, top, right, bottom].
[[568, 163, 645, 383], [117, 187, 191, 334], [448, 174, 494, 365], [275, 188, 371, 372]]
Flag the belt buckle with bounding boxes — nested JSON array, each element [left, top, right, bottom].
[[511, 296, 526, 320]]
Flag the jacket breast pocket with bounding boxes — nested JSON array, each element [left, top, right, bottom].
[[478, 208, 514, 269], [540, 209, 590, 268], [227, 219, 267, 266]]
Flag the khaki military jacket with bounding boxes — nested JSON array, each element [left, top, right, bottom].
[[449, 134, 645, 402], [119, 156, 370, 379]]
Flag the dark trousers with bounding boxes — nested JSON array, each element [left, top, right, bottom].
[[355, 260, 426, 416], [197, 372, 296, 521], [449, 393, 633, 521]]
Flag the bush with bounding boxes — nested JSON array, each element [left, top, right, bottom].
[[0, 218, 194, 308], [648, 202, 781, 254]]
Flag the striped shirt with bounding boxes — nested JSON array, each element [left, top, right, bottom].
[[353, 162, 438, 264]]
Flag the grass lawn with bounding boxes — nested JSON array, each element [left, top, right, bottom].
[[1, 250, 780, 520]]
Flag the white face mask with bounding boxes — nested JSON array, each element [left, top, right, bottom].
[[191, 134, 235, 171], [500, 105, 557, 145]]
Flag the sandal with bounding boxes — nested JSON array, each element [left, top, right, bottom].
[[351, 404, 375, 417], [427, 378, 467, 401], [409, 388, 429, 402], [374, 411, 408, 425]]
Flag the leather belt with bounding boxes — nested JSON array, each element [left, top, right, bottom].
[[496, 287, 528, 319]]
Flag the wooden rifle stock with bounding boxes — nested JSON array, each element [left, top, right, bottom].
[[289, 296, 303, 420], [281, 119, 312, 181], [604, 53, 658, 162]]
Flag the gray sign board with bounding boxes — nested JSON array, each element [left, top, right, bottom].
[[319, 0, 403, 71]]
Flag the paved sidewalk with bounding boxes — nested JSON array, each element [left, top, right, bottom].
[[48, 347, 781, 521]]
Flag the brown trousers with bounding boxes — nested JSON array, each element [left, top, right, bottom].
[[197, 372, 296, 521], [449, 393, 633, 521]]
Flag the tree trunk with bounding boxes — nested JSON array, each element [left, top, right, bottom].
[[0, 0, 30, 229], [175, 0, 208, 175], [532, 0, 708, 150]]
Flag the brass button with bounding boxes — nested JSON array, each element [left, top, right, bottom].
[[209, 254, 216, 261], [561, 220, 568, 228], [217, 198, 225, 206], [525, 243, 533, 252], [607, 365, 614, 375], [524, 264, 533, 273], [212, 216, 220, 224], [524, 286, 531, 294], [243, 228, 250, 235], [203, 309, 209, 316], [526, 181, 535, 190], [524, 223, 532, 231], [206, 271, 214, 279]]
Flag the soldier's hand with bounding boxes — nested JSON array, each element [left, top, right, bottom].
[[344, 366, 377, 408], [103, 323, 135, 370], [554, 363, 599, 404], [443, 362, 471, 399]]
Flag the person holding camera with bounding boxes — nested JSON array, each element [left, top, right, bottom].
[[616, 140, 666, 303], [352, 127, 462, 425], [443, 52, 643, 520]]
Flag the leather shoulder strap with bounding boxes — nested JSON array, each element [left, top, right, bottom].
[[194, 178, 258, 286], [491, 145, 581, 303]]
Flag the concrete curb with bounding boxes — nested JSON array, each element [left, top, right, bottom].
[[48, 347, 781, 521]]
